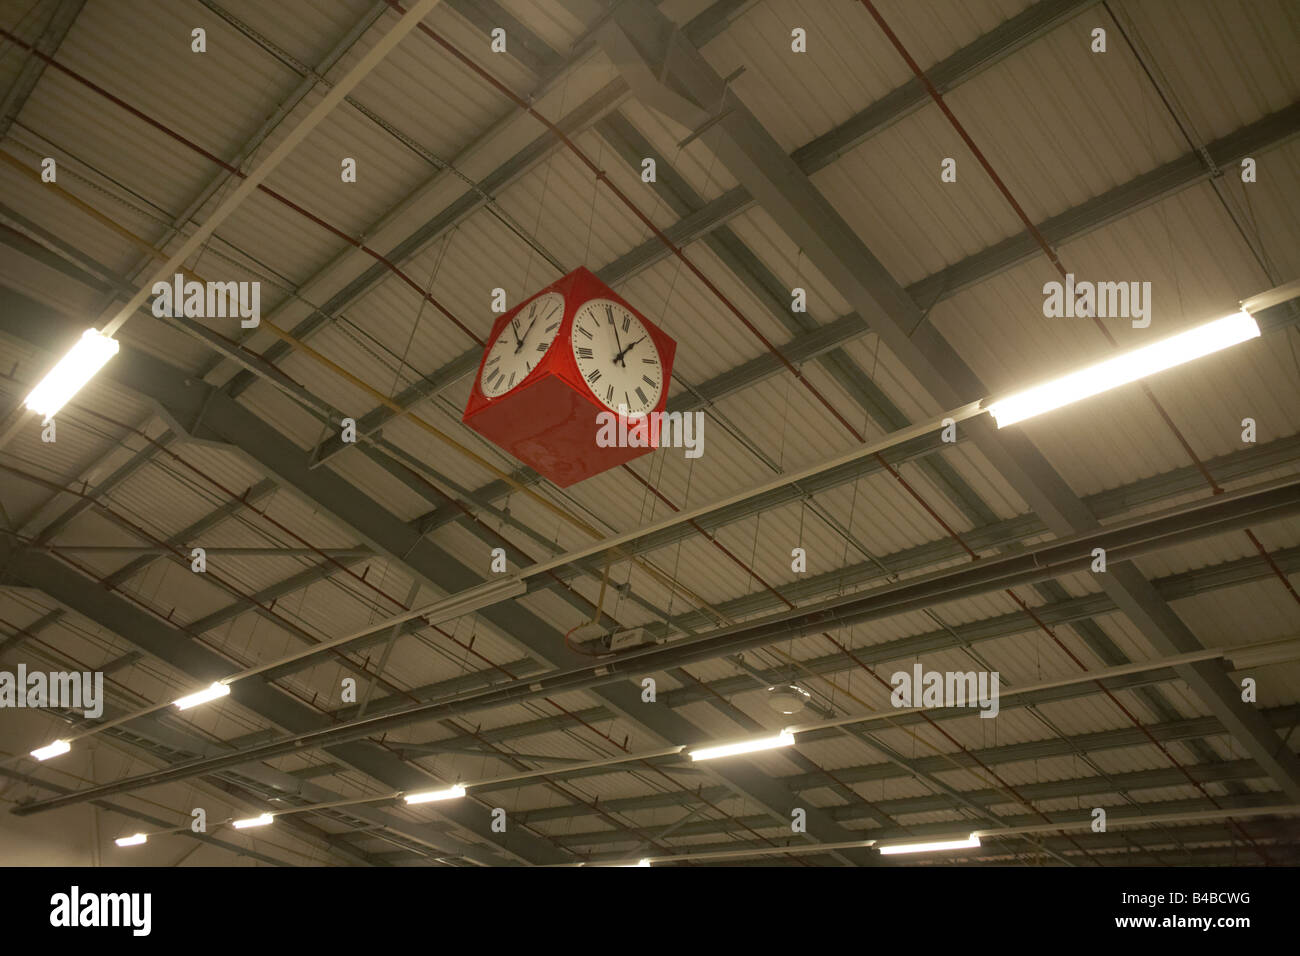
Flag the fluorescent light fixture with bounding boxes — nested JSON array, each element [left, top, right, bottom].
[[30, 739, 71, 761], [173, 681, 230, 710], [617, 859, 651, 867], [878, 834, 980, 855], [986, 311, 1260, 428], [24, 329, 120, 419], [688, 730, 795, 762], [232, 813, 274, 829], [115, 833, 148, 847], [403, 784, 466, 805]]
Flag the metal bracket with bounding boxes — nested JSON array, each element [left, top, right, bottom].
[[675, 66, 745, 149]]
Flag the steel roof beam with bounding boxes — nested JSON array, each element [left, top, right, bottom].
[[591, 0, 1300, 803], [0, 296, 873, 864], [92, 699, 468, 864], [209, 524, 1300, 760], [68, 368, 1292, 689], [416, 650, 1300, 796], [0, 536, 538, 865], [5, 295, 1294, 848], [592, 814, 1300, 865], [0, 766, 300, 867], [587, 106, 1263, 785], [2, 287, 1289, 759], [508, 706, 1300, 823], [0, 0, 85, 137], [212, 1, 732, 412], [347, 478, 1298, 746], [8, 462, 1294, 817], [309, 0, 1100, 465], [223, 81, 628, 401], [391, 101, 1300, 537], [548, 759, 1290, 847]]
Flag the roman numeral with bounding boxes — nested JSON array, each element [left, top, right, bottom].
[[604, 304, 614, 324], [642, 357, 657, 364], [605, 384, 614, 403], [485, 368, 501, 385], [642, 375, 657, 387], [587, 369, 601, 383], [487, 355, 500, 366], [622, 314, 630, 333], [508, 371, 516, 387], [536, 342, 547, 351], [577, 346, 593, 359], [635, 386, 647, 405], [544, 322, 558, 332], [578, 325, 593, 339], [528, 302, 537, 317]]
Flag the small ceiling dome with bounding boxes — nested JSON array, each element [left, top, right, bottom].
[[766, 684, 811, 715]]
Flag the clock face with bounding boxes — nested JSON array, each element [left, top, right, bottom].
[[479, 292, 565, 398], [570, 298, 664, 415]]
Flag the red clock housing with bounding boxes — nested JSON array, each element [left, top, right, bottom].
[[461, 267, 677, 487]]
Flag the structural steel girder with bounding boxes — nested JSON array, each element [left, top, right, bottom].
[[507, 706, 1300, 825], [0, 536, 540, 866], [387, 100, 1300, 539], [5, 404, 1295, 818], [0, 767, 300, 867], [588, 0, 1300, 803], [45, 695, 441, 865], [0, 291, 876, 865], [0, 0, 86, 138], [308, 0, 1105, 466]]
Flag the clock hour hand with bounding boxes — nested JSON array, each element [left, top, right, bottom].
[[614, 335, 645, 366]]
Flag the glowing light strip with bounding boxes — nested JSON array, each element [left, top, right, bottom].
[[986, 311, 1259, 428]]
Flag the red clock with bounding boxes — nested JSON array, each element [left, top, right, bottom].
[[461, 267, 677, 487]]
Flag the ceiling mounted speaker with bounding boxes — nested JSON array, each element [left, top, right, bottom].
[[766, 684, 811, 715]]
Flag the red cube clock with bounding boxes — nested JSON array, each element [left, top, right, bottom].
[[461, 267, 677, 487]]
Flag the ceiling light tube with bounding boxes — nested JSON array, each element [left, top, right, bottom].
[[24, 329, 120, 419], [30, 740, 71, 761], [232, 813, 274, 829], [985, 311, 1260, 428], [878, 834, 980, 855], [114, 833, 148, 847], [403, 784, 466, 805], [173, 681, 230, 710], [689, 730, 795, 762]]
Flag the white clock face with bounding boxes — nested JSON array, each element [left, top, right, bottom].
[[570, 298, 664, 415], [479, 292, 565, 398]]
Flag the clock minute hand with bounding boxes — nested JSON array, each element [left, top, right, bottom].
[[515, 303, 555, 352], [609, 318, 625, 360]]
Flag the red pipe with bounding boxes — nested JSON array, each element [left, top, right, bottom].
[[0, 26, 482, 346], [859, 0, 1276, 860]]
